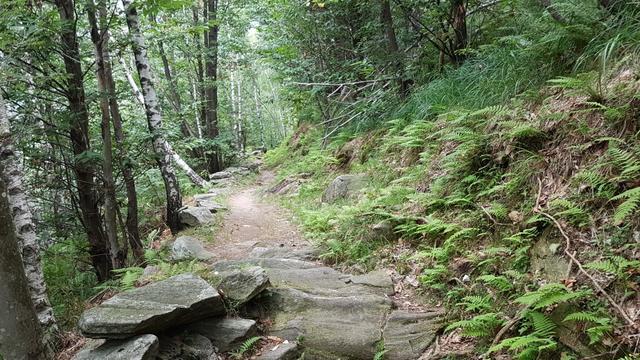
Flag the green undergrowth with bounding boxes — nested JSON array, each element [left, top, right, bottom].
[[266, 60, 640, 358]]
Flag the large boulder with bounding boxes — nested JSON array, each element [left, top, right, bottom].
[[78, 274, 225, 339], [321, 174, 367, 203], [197, 199, 227, 214], [73, 334, 159, 360], [171, 236, 214, 261], [186, 317, 258, 352], [212, 266, 270, 306], [179, 206, 215, 227]]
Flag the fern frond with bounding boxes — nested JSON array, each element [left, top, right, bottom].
[[611, 187, 640, 224]]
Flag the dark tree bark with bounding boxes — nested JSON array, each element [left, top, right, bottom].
[[450, 0, 468, 65], [123, 0, 183, 233], [54, 0, 111, 281], [205, 0, 222, 173], [0, 163, 49, 360], [380, 0, 409, 97], [87, 0, 124, 269], [99, 5, 144, 262]]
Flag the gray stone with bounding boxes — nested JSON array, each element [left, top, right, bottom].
[[214, 266, 270, 306], [187, 317, 257, 352], [256, 342, 299, 360], [210, 171, 232, 180], [382, 310, 444, 360], [197, 199, 227, 213], [348, 269, 395, 296], [78, 274, 225, 338], [261, 287, 391, 359], [171, 236, 214, 261], [249, 246, 318, 261], [321, 174, 367, 203], [370, 220, 396, 241], [157, 333, 218, 360], [530, 228, 569, 283], [179, 206, 215, 227], [73, 334, 159, 360]]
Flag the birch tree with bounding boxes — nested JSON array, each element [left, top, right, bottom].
[[122, 0, 183, 233], [0, 94, 57, 356]]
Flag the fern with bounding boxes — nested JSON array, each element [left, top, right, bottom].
[[611, 187, 640, 224], [445, 312, 504, 337], [489, 311, 557, 359], [456, 295, 492, 312], [515, 284, 590, 310], [230, 336, 262, 359], [564, 311, 613, 345], [477, 274, 513, 293]]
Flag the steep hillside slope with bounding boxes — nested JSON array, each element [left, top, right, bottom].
[[266, 64, 640, 359]]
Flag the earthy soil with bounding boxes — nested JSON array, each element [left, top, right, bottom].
[[206, 171, 309, 260]]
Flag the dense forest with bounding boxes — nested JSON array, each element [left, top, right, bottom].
[[1, 0, 639, 359]]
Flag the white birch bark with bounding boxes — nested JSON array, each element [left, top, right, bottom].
[[119, 52, 208, 188], [123, 0, 184, 232], [0, 94, 58, 351]]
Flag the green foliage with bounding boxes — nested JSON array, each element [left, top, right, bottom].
[[489, 311, 557, 360], [515, 284, 590, 310], [477, 274, 513, 293], [456, 295, 493, 313], [230, 336, 262, 359], [445, 312, 504, 338], [564, 311, 614, 345], [611, 187, 640, 224]]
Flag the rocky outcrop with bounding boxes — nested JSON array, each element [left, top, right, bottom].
[[216, 250, 440, 360], [179, 206, 214, 227], [322, 174, 367, 203], [78, 274, 225, 339], [171, 236, 214, 261], [73, 334, 159, 360]]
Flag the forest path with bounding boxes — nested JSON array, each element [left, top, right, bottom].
[[205, 170, 311, 261], [197, 169, 446, 359]]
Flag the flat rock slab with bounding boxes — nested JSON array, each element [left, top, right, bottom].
[[382, 310, 445, 360], [79, 274, 225, 338], [73, 334, 159, 360], [257, 342, 300, 360], [249, 246, 318, 261], [214, 266, 270, 306], [210, 170, 232, 180], [172, 236, 214, 261], [186, 317, 257, 352], [179, 206, 215, 227]]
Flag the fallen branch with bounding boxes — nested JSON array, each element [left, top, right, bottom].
[[291, 78, 394, 87], [534, 209, 636, 327]]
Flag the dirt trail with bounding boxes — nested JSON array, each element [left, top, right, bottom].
[[206, 172, 309, 260]]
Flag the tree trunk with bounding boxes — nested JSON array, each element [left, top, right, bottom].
[[151, 16, 196, 139], [123, 0, 183, 233], [253, 78, 266, 148], [450, 0, 468, 65], [0, 94, 57, 356], [119, 53, 208, 188], [0, 161, 49, 360], [100, 6, 143, 262], [193, 6, 207, 142], [380, 0, 408, 97], [88, 0, 124, 269], [205, 0, 221, 173], [55, 0, 111, 281]]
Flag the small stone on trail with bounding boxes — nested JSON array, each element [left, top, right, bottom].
[[171, 236, 214, 261], [179, 206, 214, 226]]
